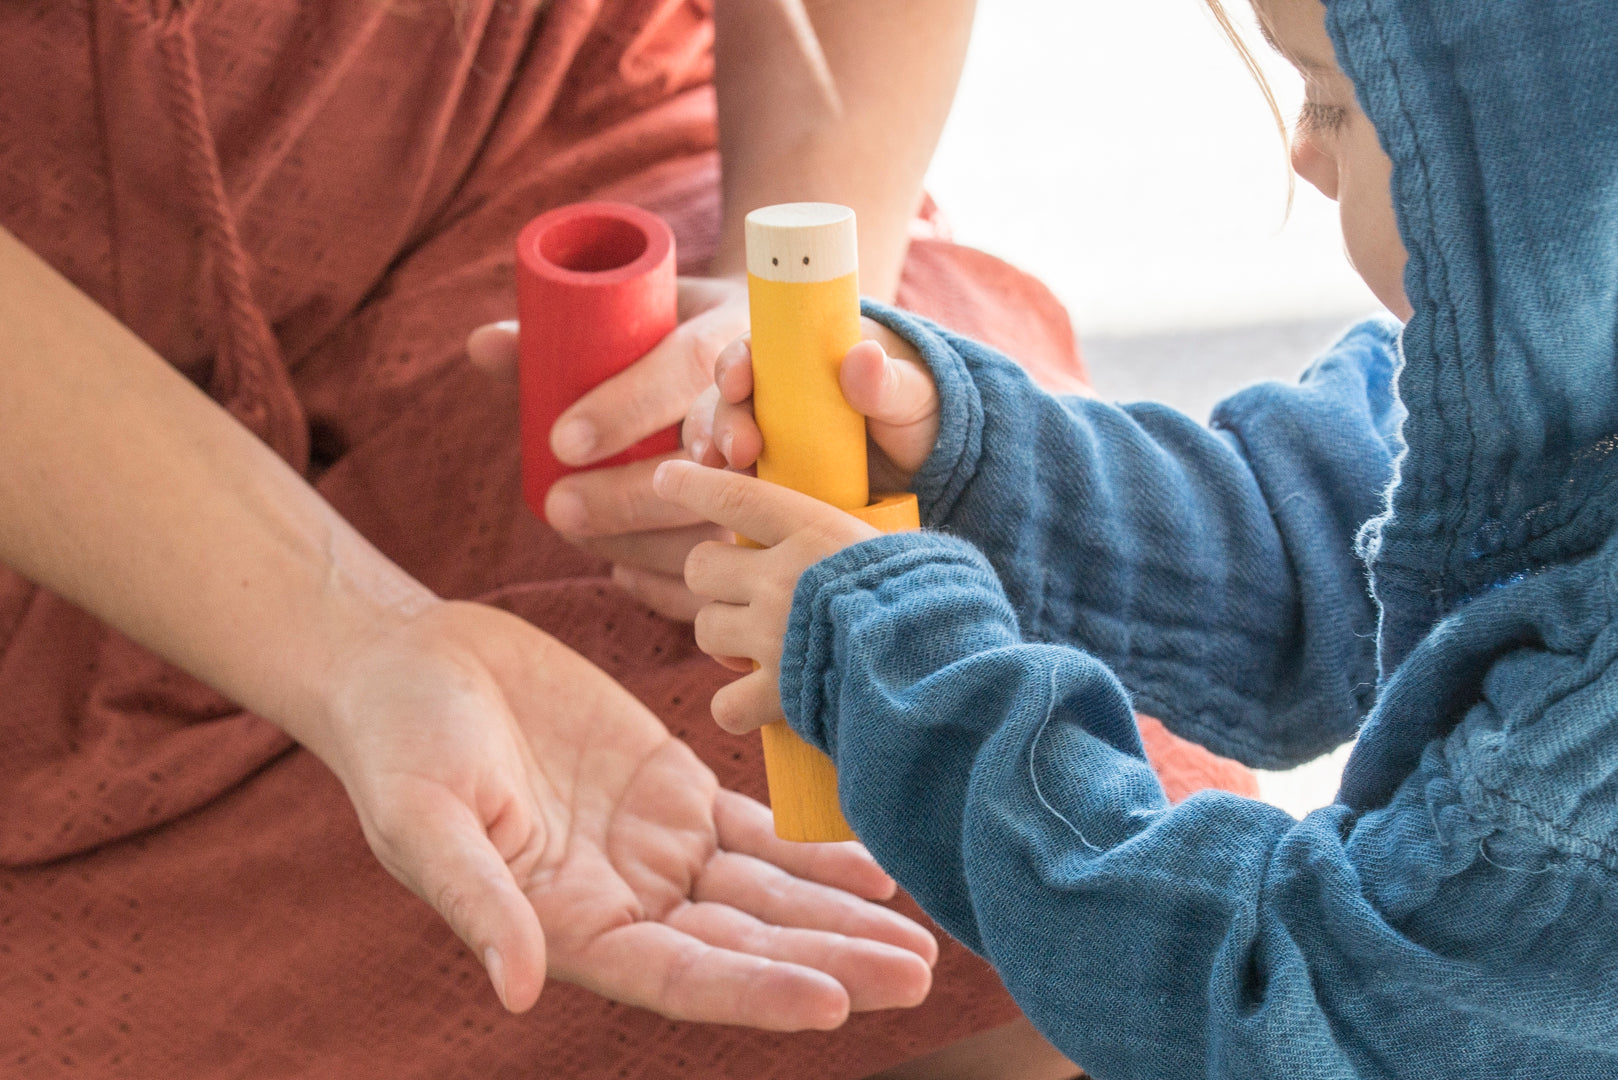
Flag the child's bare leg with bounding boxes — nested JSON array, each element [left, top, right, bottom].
[[865, 1017, 1080, 1080]]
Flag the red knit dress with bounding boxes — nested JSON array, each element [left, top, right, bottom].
[[0, 2, 1256, 1076]]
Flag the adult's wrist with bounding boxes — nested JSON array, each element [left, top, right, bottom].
[[279, 555, 443, 776]]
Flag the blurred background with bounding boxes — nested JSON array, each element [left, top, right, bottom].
[[925, 0, 1383, 814]]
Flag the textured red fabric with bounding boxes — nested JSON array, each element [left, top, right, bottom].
[[0, 2, 1254, 1075]]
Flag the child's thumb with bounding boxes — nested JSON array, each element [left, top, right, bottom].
[[839, 340, 940, 475]]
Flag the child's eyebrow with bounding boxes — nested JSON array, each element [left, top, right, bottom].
[[1254, 13, 1338, 74], [1255, 16, 1283, 53]]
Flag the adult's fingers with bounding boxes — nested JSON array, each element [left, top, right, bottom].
[[465, 320, 520, 382], [664, 902, 931, 1014], [545, 454, 710, 539], [553, 299, 747, 466], [695, 848, 934, 964], [366, 786, 547, 1013], [611, 565, 706, 622], [711, 394, 764, 470], [562, 921, 850, 1031], [577, 523, 728, 578], [714, 335, 755, 404], [653, 460, 831, 547], [712, 790, 898, 902], [681, 383, 727, 467]]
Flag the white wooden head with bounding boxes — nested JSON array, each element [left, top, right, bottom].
[[744, 203, 858, 285]]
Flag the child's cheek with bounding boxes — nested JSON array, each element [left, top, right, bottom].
[[1340, 124, 1414, 320]]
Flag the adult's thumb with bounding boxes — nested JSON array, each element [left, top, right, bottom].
[[465, 321, 520, 383], [377, 794, 547, 1013]]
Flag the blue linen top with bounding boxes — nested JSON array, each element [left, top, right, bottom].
[[774, 1, 1618, 1076]]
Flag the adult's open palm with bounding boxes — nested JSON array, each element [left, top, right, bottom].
[[323, 600, 935, 1029]]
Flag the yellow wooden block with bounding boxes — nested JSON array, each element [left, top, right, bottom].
[[758, 722, 855, 843], [748, 271, 867, 511], [745, 203, 926, 842]]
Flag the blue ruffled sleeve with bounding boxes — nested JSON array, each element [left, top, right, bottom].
[[780, 533, 1618, 1079], [863, 303, 1404, 767]]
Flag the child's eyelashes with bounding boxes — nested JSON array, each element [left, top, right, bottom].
[[1296, 101, 1349, 136]]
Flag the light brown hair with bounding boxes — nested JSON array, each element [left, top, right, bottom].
[[1202, 0, 1295, 206]]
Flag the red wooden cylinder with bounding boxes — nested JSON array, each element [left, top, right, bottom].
[[516, 201, 680, 516]]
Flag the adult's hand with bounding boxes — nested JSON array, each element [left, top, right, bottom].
[[467, 277, 749, 621], [324, 597, 936, 1028]]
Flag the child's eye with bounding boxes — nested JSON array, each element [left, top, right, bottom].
[[1296, 101, 1349, 136]]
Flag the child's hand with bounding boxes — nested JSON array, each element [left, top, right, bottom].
[[654, 460, 881, 734], [683, 320, 941, 494]]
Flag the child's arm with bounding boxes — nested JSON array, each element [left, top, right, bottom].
[[659, 462, 1615, 1076], [693, 308, 1404, 769], [895, 307, 1405, 769], [788, 534, 1617, 1077]]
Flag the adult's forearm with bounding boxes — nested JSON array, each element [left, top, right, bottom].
[[710, 0, 976, 300], [0, 227, 433, 761]]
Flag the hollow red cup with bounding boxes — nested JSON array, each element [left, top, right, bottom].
[[516, 201, 680, 516]]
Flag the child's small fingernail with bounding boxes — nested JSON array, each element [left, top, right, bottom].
[[689, 435, 709, 462], [484, 946, 510, 1011], [719, 431, 734, 463]]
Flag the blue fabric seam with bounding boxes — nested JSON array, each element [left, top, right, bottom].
[[1458, 774, 1618, 873]]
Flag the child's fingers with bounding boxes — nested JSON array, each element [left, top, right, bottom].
[[694, 601, 768, 669], [839, 340, 941, 477], [841, 343, 940, 424], [714, 336, 755, 404], [653, 460, 830, 547], [685, 540, 759, 604], [710, 669, 783, 734]]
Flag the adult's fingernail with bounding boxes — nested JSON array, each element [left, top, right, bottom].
[[484, 946, 510, 1011], [547, 490, 587, 532], [552, 419, 596, 464]]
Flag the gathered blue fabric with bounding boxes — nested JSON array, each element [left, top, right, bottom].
[[775, 2, 1618, 1076]]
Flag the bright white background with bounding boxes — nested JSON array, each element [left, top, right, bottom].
[[924, 0, 1376, 814], [926, 0, 1379, 335]]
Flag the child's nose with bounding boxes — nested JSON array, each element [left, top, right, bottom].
[[1290, 136, 1341, 201]]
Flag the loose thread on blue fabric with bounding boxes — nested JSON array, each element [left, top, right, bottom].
[[1029, 664, 1102, 852], [1477, 835, 1552, 875], [1427, 796, 1451, 849]]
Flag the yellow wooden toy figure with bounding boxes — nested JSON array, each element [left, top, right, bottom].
[[745, 203, 922, 841]]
